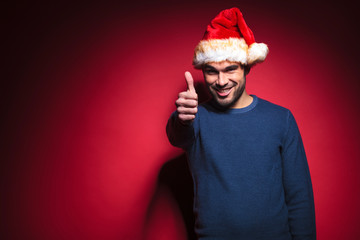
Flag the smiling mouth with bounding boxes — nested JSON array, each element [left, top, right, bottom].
[[215, 87, 233, 97]]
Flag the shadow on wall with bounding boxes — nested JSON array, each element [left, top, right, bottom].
[[154, 80, 209, 240], [159, 153, 196, 240]]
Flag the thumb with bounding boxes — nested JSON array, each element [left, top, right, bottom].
[[185, 71, 196, 93]]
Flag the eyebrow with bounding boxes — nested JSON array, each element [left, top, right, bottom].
[[203, 64, 239, 72], [224, 65, 239, 71], [203, 65, 217, 71]]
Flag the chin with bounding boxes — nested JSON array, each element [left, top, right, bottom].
[[213, 98, 236, 109]]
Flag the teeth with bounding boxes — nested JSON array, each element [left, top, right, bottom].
[[218, 89, 230, 93]]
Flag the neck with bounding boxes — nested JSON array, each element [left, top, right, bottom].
[[231, 90, 253, 109]]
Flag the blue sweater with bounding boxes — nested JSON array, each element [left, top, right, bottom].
[[166, 96, 316, 240]]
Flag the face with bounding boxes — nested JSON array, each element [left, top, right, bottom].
[[203, 61, 247, 109]]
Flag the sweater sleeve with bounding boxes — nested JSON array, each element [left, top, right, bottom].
[[281, 111, 316, 240], [166, 111, 196, 149]]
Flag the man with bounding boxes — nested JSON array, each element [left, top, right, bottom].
[[166, 7, 316, 240]]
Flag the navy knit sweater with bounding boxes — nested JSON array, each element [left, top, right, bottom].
[[166, 96, 316, 240]]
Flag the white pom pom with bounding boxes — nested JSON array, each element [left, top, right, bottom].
[[247, 43, 269, 65]]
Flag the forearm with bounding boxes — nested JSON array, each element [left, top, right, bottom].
[[285, 175, 316, 240], [166, 111, 195, 149], [282, 111, 316, 239]]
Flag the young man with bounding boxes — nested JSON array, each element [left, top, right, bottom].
[[166, 7, 316, 240]]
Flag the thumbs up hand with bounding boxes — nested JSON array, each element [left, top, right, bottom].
[[175, 71, 198, 125]]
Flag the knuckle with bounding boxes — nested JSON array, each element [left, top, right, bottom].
[[178, 91, 187, 98], [175, 98, 181, 106], [177, 106, 184, 113]]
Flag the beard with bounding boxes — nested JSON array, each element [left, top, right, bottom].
[[208, 80, 246, 109]]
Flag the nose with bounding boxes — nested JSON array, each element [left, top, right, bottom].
[[216, 72, 229, 87]]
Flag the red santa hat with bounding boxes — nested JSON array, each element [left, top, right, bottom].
[[193, 7, 269, 68]]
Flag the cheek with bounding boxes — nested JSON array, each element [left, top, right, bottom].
[[233, 71, 245, 82], [204, 79, 215, 87], [234, 76, 245, 86]]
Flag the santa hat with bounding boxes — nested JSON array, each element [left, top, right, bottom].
[[193, 7, 269, 68]]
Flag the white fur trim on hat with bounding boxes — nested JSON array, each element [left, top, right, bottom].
[[193, 38, 248, 68], [192, 38, 269, 68]]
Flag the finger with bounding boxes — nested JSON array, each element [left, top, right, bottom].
[[185, 71, 196, 93], [178, 113, 196, 122], [178, 91, 198, 100], [176, 98, 198, 108], [177, 106, 198, 115]]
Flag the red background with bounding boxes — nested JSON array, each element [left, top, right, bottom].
[[2, 0, 360, 239]]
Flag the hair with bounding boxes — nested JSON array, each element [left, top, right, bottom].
[[243, 65, 251, 76]]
